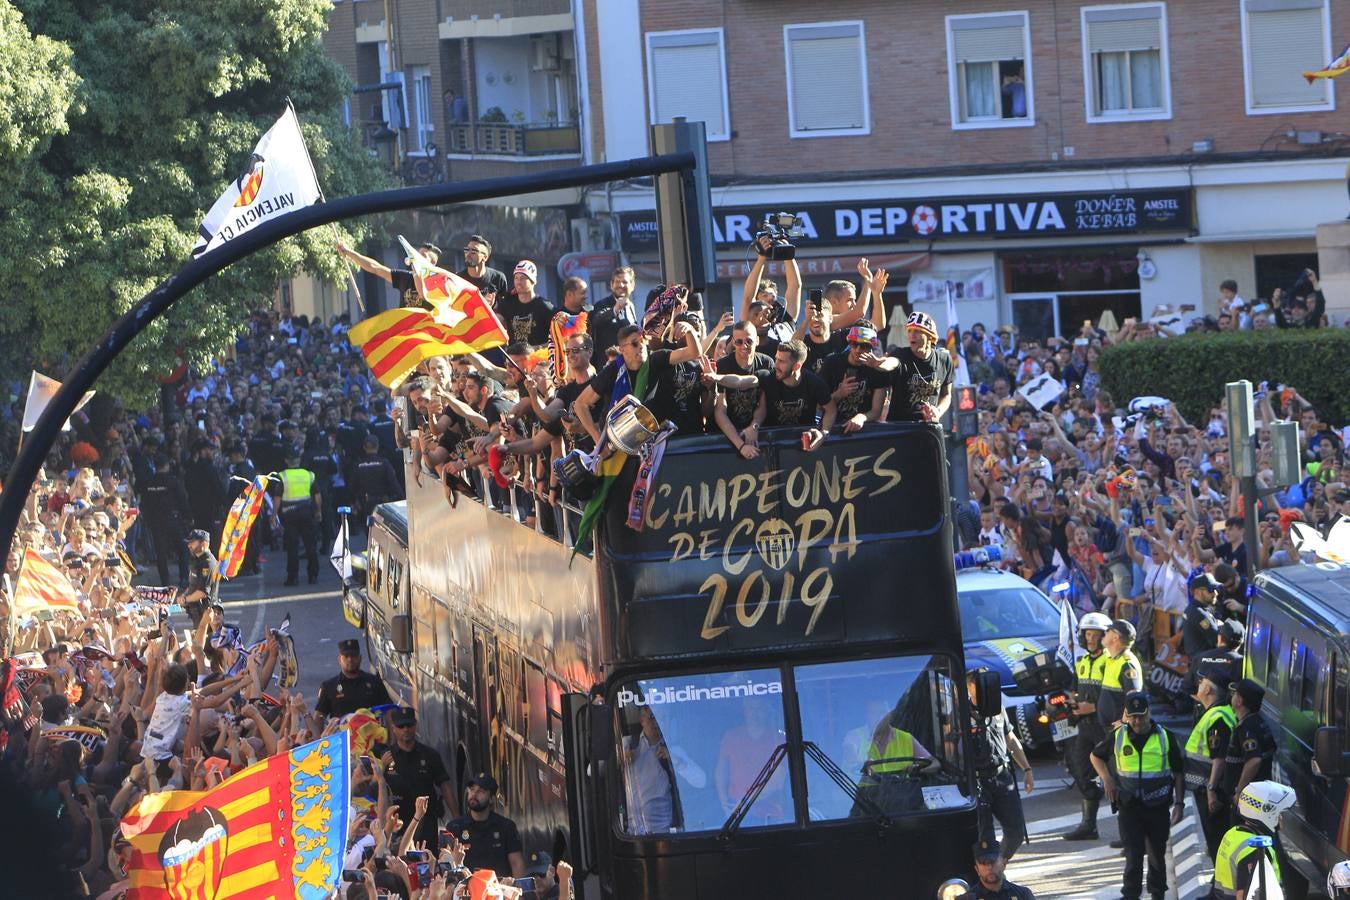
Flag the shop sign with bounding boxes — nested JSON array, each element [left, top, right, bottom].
[[618, 188, 1192, 252]]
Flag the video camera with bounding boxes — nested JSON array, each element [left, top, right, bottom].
[[1010, 650, 1075, 726], [754, 212, 807, 261]]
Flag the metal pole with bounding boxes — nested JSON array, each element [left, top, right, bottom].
[[1244, 433, 1261, 576], [0, 153, 697, 567]]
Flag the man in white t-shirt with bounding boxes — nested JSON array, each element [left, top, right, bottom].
[[141, 663, 191, 762]]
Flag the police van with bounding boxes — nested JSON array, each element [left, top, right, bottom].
[[1244, 560, 1350, 897], [957, 565, 1072, 749]]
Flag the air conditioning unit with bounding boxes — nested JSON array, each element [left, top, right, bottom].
[[531, 35, 560, 72], [570, 218, 607, 252]]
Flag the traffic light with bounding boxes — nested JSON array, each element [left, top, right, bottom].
[[954, 386, 979, 438]]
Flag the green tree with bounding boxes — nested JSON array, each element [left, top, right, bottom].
[[0, 0, 384, 405]]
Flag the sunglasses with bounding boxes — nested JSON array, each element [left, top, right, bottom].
[[731, 338, 754, 347]]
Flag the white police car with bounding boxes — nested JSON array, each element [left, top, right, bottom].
[[957, 564, 1075, 749]]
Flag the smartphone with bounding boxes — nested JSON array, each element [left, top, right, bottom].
[[513, 877, 536, 891], [808, 288, 823, 311], [342, 870, 366, 883], [359, 755, 374, 776], [1073, 337, 1089, 346], [310, 390, 324, 400], [403, 850, 429, 862], [106, 556, 121, 567]]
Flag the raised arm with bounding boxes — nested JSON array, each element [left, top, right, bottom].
[[669, 326, 705, 366], [335, 239, 395, 284], [740, 254, 768, 322], [783, 258, 802, 325]]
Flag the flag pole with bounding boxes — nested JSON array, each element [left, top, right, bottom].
[[285, 98, 365, 315]]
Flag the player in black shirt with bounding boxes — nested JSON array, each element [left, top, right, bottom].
[[883, 311, 955, 423], [574, 323, 704, 446], [796, 298, 848, 375], [314, 638, 393, 720], [820, 323, 890, 432], [336, 238, 441, 309], [647, 318, 708, 437], [710, 321, 774, 456], [495, 261, 555, 345], [456, 234, 510, 301], [753, 340, 835, 451]]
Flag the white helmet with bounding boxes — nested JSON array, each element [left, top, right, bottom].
[[1327, 860, 1350, 898], [1079, 612, 1112, 634], [1237, 780, 1296, 831]]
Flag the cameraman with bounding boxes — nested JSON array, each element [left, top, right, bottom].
[[966, 669, 1033, 864], [739, 227, 801, 342]]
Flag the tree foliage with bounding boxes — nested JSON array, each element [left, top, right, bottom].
[[1099, 328, 1350, 425], [0, 0, 385, 405]]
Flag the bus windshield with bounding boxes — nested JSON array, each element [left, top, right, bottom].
[[613, 655, 969, 837]]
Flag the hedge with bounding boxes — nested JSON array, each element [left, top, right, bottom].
[[1098, 328, 1350, 425]]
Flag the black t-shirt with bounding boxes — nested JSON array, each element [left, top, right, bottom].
[[887, 346, 954, 422], [313, 669, 393, 718], [761, 370, 829, 427], [542, 379, 595, 444], [1182, 602, 1220, 658], [820, 350, 889, 420], [1217, 541, 1250, 579], [390, 270, 427, 309], [804, 332, 846, 375], [587, 349, 677, 413], [649, 357, 706, 436], [457, 265, 510, 301], [1223, 713, 1275, 796], [494, 294, 555, 346], [187, 550, 216, 592], [717, 353, 773, 430], [384, 740, 451, 824], [443, 812, 524, 877]]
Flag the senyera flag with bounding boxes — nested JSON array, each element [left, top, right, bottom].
[[192, 105, 322, 258], [1305, 43, 1350, 83], [12, 547, 81, 617], [216, 477, 269, 580], [121, 733, 349, 899]]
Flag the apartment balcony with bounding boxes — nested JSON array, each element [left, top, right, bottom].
[[445, 122, 580, 158]]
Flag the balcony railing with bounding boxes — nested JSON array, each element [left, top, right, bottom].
[[446, 123, 580, 156]]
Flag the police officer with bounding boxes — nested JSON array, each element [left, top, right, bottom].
[[181, 529, 218, 627], [1192, 620, 1245, 692], [314, 638, 392, 720], [1090, 692, 1185, 900], [966, 670, 1033, 863], [1182, 571, 1222, 660], [353, 434, 402, 521], [1210, 780, 1295, 899], [139, 454, 190, 585], [1098, 619, 1143, 732], [969, 838, 1037, 899], [303, 435, 339, 550], [381, 706, 458, 851], [1224, 679, 1277, 827], [1064, 611, 1112, 841], [443, 772, 525, 879], [278, 446, 321, 586], [1184, 673, 1235, 858], [225, 442, 263, 576]]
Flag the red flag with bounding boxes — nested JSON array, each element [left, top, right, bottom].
[[12, 548, 80, 617], [348, 306, 507, 389]]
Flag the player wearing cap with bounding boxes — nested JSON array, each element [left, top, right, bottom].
[[1064, 611, 1112, 841], [335, 237, 442, 309], [443, 771, 525, 878], [381, 706, 457, 851], [819, 322, 891, 433], [1098, 619, 1143, 732], [1183, 572, 1222, 660], [969, 838, 1036, 899], [1223, 679, 1276, 824], [1184, 673, 1236, 857], [277, 446, 321, 586], [314, 638, 392, 720], [180, 529, 217, 627], [495, 260, 554, 346], [885, 311, 955, 424], [1211, 780, 1295, 899], [1091, 692, 1185, 900]]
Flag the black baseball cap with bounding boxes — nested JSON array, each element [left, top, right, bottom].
[[525, 851, 553, 876], [338, 638, 361, 656], [1188, 572, 1221, 592], [973, 837, 1001, 861], [1230, 678, 1266, 710], [1109, 619, 1136, 643], [1219, 619, 1245, 644], [466, 771, 499, 794], [184, 528, 210, 543], [390, 706, 416, 727], [1124, 691, 1151, 716]]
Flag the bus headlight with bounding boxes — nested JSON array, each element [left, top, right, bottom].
[[937, 878, 971, 899]]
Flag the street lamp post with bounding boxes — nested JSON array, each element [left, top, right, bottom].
[[1226, 381, 1261, 574]]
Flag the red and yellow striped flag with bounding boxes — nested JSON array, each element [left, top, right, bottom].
[[215, 477, 269, 580], [122, 734, 349, 899], [12, 548, 80, 617], [349, 304, 507, 389]]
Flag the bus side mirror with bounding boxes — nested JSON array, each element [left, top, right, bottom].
[[971, 670, 1003, 719], [1315, 726, 1350, 777], [389, 614, 413, 654], [562, 692, 613, 886]]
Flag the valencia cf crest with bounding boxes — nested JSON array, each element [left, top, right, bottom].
[[233, 154, 265, 208]]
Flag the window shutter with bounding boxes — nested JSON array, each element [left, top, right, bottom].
[[1085, 7, 1162, 54], [1245, 2, 1330, 108], [650, 38, 728, 138], [789, 26, 866, 131], [951, 14, 1026, 62]]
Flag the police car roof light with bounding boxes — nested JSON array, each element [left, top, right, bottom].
[[954, 545, 1003, 572], [1051, 582, 1070, 594]]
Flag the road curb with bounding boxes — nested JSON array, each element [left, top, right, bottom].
[[1169, 799, 1210, 900]]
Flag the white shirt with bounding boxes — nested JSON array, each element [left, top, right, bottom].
[[623, 733, 706, 835], [141, 692, 191, 760], [1141, 555, 1188, 614]]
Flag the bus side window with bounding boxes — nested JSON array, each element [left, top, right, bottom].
[[1289, 644, 1305, 714], [369, 541, 383, 594], [1335, 652, 1349, 729], [525, 662, 549, 752], [1266, 623, 1282, 694], [1302, 644, 1322, 717]]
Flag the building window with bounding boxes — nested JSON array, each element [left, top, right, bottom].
[[946, 12, 1033, 129], [1082, 4, 1169, 121], [783, 21, 870, 137], [410, 66, 435, 154], [645, 29, 730, 141], [1241, 0, 1333, 114]]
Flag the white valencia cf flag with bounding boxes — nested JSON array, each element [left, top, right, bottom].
[[191, 105, 322, 257]]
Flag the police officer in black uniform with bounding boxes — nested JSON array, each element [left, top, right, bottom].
[[443, 772, 525, 879], [303, 436, 339, 550], [1224, 678, 1277, 828], [969, 838, 1037, 899], [180, 528, 217, 626], [247, 414, 287, 477], [224, 443, 262, 576], [381, 706, 458, 851], [1190, 619, 1244, 695], [966, 670, 1033, 862], [1182, 571, 1222, 660], [353, 434, 402, 521], [314, 639, 392, 720], [140, 454, 190, 585]]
